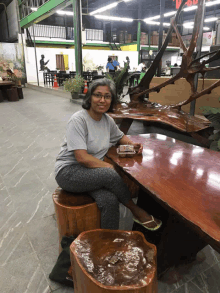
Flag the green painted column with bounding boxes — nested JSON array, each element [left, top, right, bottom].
[[137, 20, 141, 64], [72, 0, 83, 75]]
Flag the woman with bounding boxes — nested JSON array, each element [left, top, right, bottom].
[[106, 57, 115, 73], [55, 78, 162, 231]]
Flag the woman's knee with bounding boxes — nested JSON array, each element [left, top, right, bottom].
[[96, 192, 119, 210]]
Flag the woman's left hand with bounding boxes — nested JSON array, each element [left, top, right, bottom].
[[133, 143, 143, 154]]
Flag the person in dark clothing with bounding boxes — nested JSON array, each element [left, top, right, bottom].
[[40, 55, 50, 71]]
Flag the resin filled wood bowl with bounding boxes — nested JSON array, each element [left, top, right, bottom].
[[70, 229, 157, 293]]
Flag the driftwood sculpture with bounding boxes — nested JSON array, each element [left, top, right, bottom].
[[110, 0, 219, 145], [130, 0, 220, 109]]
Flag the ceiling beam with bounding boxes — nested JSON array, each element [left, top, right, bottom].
[[19, 0, 72, 28]]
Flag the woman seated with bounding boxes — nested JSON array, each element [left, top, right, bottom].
[[55, 78, 162, 231]]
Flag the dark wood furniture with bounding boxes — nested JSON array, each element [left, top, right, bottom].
[[70, 229, 157, 292], [106, 134, 220, 275], [0, 81, 15, 101], [52, 187, 101, 252], [109, 106, 211, 147]]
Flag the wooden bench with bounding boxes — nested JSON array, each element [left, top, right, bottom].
[[52, 187, 101, 252], [70, 229, 157, 293]]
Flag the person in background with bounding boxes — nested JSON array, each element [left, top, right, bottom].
[[55, 78, 162, 231], [113, 59, 120, 71], [3, 69, 20, 86], [136, 62, 146, 73], [106, 57, 115, 73]]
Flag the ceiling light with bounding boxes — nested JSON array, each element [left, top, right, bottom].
[[203, 27, 210, 30], [123, 0, 133, 2], [90, 2, 118, 15], [31, 7, 37, 11], [144, 15, 160, 21], [94, 15, 133, 22], [204, 17, 218, 22], [145, 20, 160, 25], [57, 11, 73, 15], [163, 22, 171, 26], [206, 0, 220, 7], [164, 11, 176, 17], [183, 6, 197, 11]]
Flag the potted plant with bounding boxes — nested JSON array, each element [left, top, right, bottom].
[[63, 74, 85, 99]]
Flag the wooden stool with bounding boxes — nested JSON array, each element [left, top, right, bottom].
[[0, 90, 3, 102], [7, 87, 19, 101], [70, 229, 157, 293], [52, 187, 101, 252], [17, 87, 24, 99]]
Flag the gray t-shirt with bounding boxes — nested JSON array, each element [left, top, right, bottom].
[[55, 109, 124, 177]]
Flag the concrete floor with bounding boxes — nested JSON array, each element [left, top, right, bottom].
[[0, 87, 220, 293]]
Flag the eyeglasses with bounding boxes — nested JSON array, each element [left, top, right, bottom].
[[92, 93, 112, 101]]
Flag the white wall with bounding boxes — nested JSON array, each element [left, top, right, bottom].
[[25, 46, 139, 83]]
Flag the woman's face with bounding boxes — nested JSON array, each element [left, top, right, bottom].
[[90, 86, 112, 115]]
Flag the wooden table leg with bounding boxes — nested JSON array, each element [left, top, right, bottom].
[[133, 188, 207, 276], [119, 118, 133, 134]]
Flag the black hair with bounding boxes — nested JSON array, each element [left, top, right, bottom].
[[82, 78, 117, 112], [108, 57, 112, 62]]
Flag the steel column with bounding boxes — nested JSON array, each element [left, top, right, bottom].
[[72, 0, 83, 75], [157, 0, 165, 77], [190, 0, 206, 116], [137, 21, 141, 64], [32, 25, 39, 86]]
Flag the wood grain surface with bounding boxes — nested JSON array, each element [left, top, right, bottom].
[[70, 229, 157, 293], [106, 134, 220, 252], [109, 104, 210, 133]]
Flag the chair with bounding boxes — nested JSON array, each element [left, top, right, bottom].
[[52, 187, 101, 252]]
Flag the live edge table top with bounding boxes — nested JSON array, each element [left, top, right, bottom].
[[106, 133, 220, 252]]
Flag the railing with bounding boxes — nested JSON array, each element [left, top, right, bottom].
[[27, 24, 103, 42]]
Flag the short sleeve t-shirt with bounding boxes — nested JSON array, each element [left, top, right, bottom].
[[54, 109, 124, 177]]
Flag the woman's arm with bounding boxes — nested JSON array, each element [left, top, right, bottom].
[[74, 149, 114, 169], [118, 135, 143, 154]]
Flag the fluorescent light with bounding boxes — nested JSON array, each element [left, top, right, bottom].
[[203, 27, 210, 30], [206, 0, 220, 7], [145, 20, 160, 25], [204, 17, 218, 22], [90, 2, 118, 15], [31, 7, 37, 11], [183, 6, 198, 11], [94, 15, 133, 22], [57, 11, 73, 15], [163, 22, 170, 26], [124, 0, 133, 2], [164, 11, 176, 17], [145, 15, 160, 21]]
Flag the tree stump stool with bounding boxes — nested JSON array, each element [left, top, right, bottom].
[[17, 87, 24, 99], [7, 87, 19, 101], [70, 229, 157, 293], [52, 187, 101, 252], [0, 90, 3, 102]]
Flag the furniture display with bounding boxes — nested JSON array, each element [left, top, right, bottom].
[[52, 187, 101, 252], [70, 229, 157, 293], [106, 133, 220, 275]]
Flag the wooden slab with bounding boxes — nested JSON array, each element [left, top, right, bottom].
[[109, 104, 210, 133], [106, 133, 220, 253], [0, 81, 14, 86]]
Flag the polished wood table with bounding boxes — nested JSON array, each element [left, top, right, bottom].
[[106, 133, 220, 274]]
